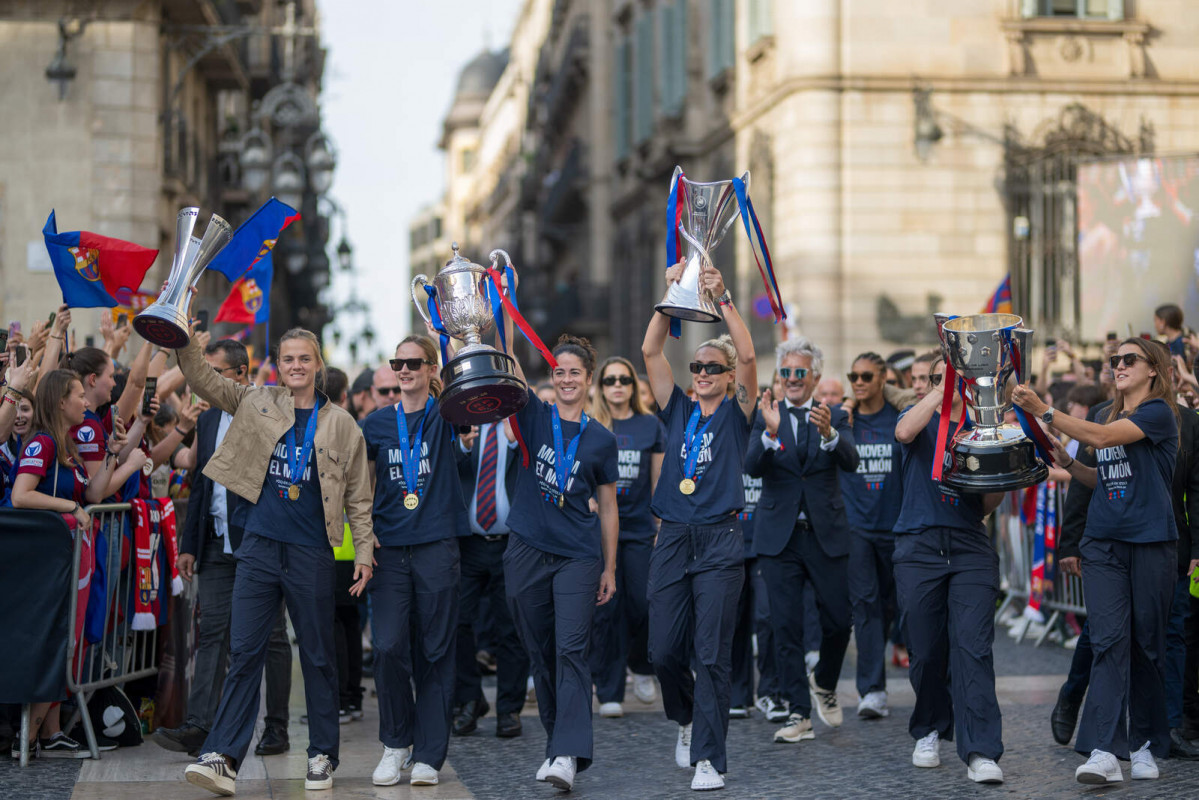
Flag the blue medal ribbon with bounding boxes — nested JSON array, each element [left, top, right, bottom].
[[423, 285, 452, 366], [665, 172, 685, 340], [551, 404, 589, 507], [285, 398, 320, 495], [682, 398, 726, 483], [395, 396, 434, 499]]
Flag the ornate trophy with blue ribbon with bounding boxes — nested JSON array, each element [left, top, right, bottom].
[[411, 243, 528, 426], [658, 166, 786, 336], [935, 312, 1051, 492]]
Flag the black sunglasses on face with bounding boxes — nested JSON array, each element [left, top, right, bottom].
[[1109, 353, 1149, 370], [689, 361, 732, 375], [847, 371, 876, 383], [374, 385, 401, 396], [930, 373, 943, 387], [390, 357, 436, 372], [778, 367, 808, 380], [601, 375, 635, 386]]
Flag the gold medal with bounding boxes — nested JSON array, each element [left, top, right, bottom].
[[287, 484, 300, 501], [404, 493, 420, 510], [679, 478, 696, 495], [556, 494, 565, 509]]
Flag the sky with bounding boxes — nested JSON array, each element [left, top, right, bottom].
[[317, 0, 523, 368]]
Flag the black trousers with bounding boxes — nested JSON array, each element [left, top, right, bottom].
[[758, 521, 851, 717], [590, 537, 654, 703]]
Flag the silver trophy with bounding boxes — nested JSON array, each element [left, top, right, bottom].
[[938, 313, 1048, 492], [656, 167, 750, 322], [412, 243, 527, 425], [134, 208, 232, 349]]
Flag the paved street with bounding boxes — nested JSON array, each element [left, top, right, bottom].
[[5, 630, 1198, 799]]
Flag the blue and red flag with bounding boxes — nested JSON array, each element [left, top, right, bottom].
[[205, 198, 299, 282], [215, 251, 273, 326], [983, 274, 1013, 314], [42, 211, 159, 308]]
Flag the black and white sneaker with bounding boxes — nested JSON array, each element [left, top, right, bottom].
[[185, 752, 238, 796], [40, 732, 87, 758], [10, 738, 38, 760], [306, 753, 334, 790], [755, 695, 790, 723]]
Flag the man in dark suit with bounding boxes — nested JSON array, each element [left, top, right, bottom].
[[152, 339, 293, 757], [746, 338, 859, 744], [452, 420, 529, 738]]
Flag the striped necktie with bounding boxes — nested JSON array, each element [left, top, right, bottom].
[[476, 424, 499, 531]]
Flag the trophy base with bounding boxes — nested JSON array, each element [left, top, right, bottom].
[[943, 433, 1049, 493], [439, 349, 528, 426], [133, 304, 191, 349], [655, 302, 721, 323]]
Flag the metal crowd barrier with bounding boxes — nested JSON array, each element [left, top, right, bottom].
[[61, 503, 159, 760]]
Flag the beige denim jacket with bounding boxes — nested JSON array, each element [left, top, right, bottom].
[[178, 340, 375, 567]]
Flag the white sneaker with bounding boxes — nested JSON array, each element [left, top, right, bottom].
[[675, 723, 692, 768], [633, 674, 657, 703], [1075, 749, 1123, 784], [773, 713, 814, 743], [372, 747, 411, 786], [857, 691, 889, 719], [967, 755, 1004, 784], [805, 650, 820, 674], [728, 706, 749, 719], [1130, 742, 1158, 780], [808, 672, 842, 727], [410, 762, 439, 786], [536, 758, 552, 781], [912, 731, 941, 768], [755, 695, 789, 723], [544, 756, 576, 791], [691, 759, 724, 791], [599, 701, 624, 718]]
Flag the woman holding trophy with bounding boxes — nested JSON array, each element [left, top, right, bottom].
[[361, 334, 467, 788], [1014, 339, 1184, 785], [177, 322, 375, 797], [641, 259, 757, 791]]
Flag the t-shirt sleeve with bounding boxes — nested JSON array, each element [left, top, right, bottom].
[[73, 419, 107, 462], [16, 435, 54, 479], [514, 386, 545, 431], [363, 414, 380, 461], [597, 434, 620, 486], [1129, 399, 1177, 446], [659, 385, 687, 426], [653, 418, 667, 453]]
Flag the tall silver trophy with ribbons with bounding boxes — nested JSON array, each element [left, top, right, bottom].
[[657, 166, 785, 328], [134, 208, 232, 348], [412, 243, 527, 426], [937, 313, 1050, 492]]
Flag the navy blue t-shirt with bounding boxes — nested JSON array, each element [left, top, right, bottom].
[[651, 385, 755, 525], [363, 399, 469, 546], [612, 413, 667, 540], [840, 404, 903, 533], [892, 410, 986, 535], [507, 389, 619, 559], [739, 473, 762, 558], [246, 407, 326, 547], [1085, 398, 1178, 543]]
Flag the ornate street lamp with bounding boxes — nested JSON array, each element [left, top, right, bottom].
[[45, 19, 87, 100], [272, 151, 306, 210], [240, 128, 272, 193], [337, 236, 353, 271], [305, 132, 337, 196]]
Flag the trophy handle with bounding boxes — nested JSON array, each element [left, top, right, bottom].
[[679, 227, 713, 278], [488, 249, 514, 294], [411, 275, 433, 328]]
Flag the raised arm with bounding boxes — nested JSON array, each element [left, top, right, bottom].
[[177, 332, 249, 415], [895, 386, 942, 444], [718, 291, 759, 422], [1013, 385, 1148, 450], [116, 340, 154, 425]]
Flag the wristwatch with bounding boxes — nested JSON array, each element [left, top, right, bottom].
[[1041, 407, 1055, 425], [715, 290, 732, 306]]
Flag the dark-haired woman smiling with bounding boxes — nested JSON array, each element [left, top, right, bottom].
[[1015, 338, 1186, 785]]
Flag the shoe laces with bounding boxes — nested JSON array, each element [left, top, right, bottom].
[[696, 759, 716, 775], [680, 724, 692, 747], [917, 731, 938, 750], [197, 752, 226, 766], [309, 754, 332, 773]]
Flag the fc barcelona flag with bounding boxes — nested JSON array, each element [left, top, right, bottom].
[[983, 274, 1013, 315], [205, 198, 299, 282], [215, 251, 273, 326], [42, 211, 159, 308]]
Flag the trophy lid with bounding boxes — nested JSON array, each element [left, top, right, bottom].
[[442, 241, 485, 274]]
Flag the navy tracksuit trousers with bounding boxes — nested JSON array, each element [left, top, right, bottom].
[[893, 526, 1003, 765], [590, 537, 654, 703], [371, 539, 460, 769], [849, 528, 898, 697]]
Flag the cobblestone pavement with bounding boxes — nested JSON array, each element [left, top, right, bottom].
[[7, 627, 1199, 799]]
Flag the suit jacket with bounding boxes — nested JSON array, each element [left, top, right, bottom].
[[457, 423, 520, 528], [1058, 400, 1199, 573], [180, 407, 248, 571], [745, 402, 859, 558]]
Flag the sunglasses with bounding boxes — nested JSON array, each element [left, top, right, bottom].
[[930, 373, 943, 387], [689, 362, 732, 375], [374, 386, 401, 396], [1109, 353, 1150, 370], [601, 375, 635, 386], [847, 371, 876, 383], [778, 367, 809, 380], [390, 357, 436, 372]]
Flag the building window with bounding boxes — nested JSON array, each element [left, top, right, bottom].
[[748, 0, 772, 44], [658, 0, 688, 117], [461, 147, 475, 173], [633, 13, 655, 145], [1025, 0, 1123, 19], [613, 37, 631, 160], [706, 0, 735, 80]]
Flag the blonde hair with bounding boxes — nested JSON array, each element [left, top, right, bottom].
[[397, 335, 443, 398], [34, 370, 84, 467], [696, 334, 736, 368], [278, 328, 326, 388], [592, 356, 647, 429]]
